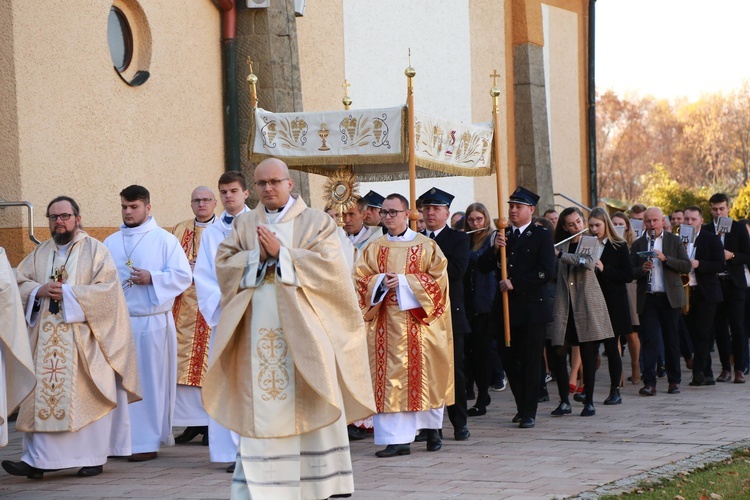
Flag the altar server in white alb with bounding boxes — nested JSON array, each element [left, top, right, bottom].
[[0, 246, 35, 448], [202, 158, 376, 499], [194, 171, 250, 471], [3, 196, 141, 479], [104, 185, 192, 462]]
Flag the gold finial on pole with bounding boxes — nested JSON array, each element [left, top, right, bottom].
[[405, 51, 417, 230], [247, 57, 258, 109], [489, 69, 511, 347], [342, 79, 352, 110]]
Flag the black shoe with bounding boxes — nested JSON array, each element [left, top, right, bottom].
[[689, 373, 706, 387], [2, 460, 45, 480], [512, 413, 522, 423], [454, 425, 470, 441], [537, 392, 550, 403], [573, 392, 586, 403], [174, 426, 207, 444], [551, 402, 572, 416], [202, 432, 209, 446], [603, 388, 622, 405], [425, 430, 442, 451], [347, 424, 367, 441], [375, 444, 411, 457], [226, 462, 235, 473], [639, 385, 656, 396], [704, 377, 716, 385], [467, 406, 486, 417], [78, 465, 103, 477], [466, 391, 476, 401], [414, 429, 428, 442], [519, 417, 535, 428], [657, 365, 667, 378], [581, 404, 596, 417]]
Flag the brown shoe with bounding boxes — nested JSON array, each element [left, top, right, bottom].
[[734, 371, 746, 384], [128, 452, 158, 462], [667, 383, 680, 394], [717, 370, 733, 382], [685, 358, 694, 370], [638, 385, 656, 396]]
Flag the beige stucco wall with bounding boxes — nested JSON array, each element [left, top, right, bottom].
[[297, 0, 509, 217], [542, 2, 587, 210], [0, 0, 224, 263]]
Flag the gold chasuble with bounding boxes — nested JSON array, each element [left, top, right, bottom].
[[171, 219, 211, 387], [203, 197, 376, 438], [15, 232, 141, 433], [354, 234, 455, 413]]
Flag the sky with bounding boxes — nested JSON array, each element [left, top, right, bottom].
[[595, 0, 749, 100]]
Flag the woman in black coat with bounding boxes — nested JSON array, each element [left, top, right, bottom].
[[588, 207, 634, 405]]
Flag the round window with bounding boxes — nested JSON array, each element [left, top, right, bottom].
[[107, 7, 133, 72]]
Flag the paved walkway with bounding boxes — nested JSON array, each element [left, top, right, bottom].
[[1, 358, 749, 499]]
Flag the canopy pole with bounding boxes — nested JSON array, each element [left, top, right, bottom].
[[490, 70, 511, 347], [405, 55, 417, 230]]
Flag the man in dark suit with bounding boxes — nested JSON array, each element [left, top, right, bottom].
[[477, 186, 555, 428], [703, 193, 750, 383], [631, 207, 692, 396], [682, 206, 725, 386], [419, 187, 471, 443]]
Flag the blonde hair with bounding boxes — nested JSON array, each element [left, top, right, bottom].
[[608, 210, 634, 246]]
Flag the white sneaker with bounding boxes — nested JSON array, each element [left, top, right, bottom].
[[545, 373, 553, 384], [490, 378, 507, 392]]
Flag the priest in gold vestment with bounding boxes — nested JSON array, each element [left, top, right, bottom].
[[171, 186, 217, 444], [0, 247, 36, 448], [202, 158, 375, 499], [2, 196, 141, 480], [354, 193, 454, 458]]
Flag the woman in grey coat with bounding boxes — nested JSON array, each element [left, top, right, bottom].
[[548, 207, 615, 417]]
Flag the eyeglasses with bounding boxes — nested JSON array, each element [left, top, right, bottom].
[[47, 213, 74, 222], [378, 209, 407, 218], [254, 178, 290, 188], [191, 198, 215, 204]]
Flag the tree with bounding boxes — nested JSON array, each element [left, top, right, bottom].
[[640, 164, 710, 216], [730, 181, 750, 220]]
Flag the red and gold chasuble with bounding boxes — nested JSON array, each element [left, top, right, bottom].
[[354, 234, 454, 414], [172, 219, 212, 387]]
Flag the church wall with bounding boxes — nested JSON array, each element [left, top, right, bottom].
[[0, 0, 225, 265]]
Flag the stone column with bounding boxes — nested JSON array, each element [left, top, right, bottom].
[[236, 0, 310, 206]]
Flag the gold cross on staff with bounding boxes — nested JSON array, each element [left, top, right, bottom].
[[490, 69, 501, 86], [247, 57, 254, 75], [342, 79, 351, 95]]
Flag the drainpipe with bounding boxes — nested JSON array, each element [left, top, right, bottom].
[[214, 0, 241, 172], [587, 0, 598, 206]]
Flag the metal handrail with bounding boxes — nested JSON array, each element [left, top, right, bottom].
[[553, 193, 591, 213], [0, 201, 42, 245]]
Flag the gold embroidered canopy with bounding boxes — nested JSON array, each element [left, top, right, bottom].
[[248, 107, 495, 182]]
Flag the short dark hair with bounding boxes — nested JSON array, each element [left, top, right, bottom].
[[47, 196, 80, 217], [684, 205, 703, 217], [671, 209, 684, 215], [630, 203, 647, 215], [385, 193, 409, 210], [709, 193, 730, 205], [120, 185, 150, 204], [218, 171, 248, 191], [415, 199, 424, 210]]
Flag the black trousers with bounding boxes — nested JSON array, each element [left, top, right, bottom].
[[714, 280, 746, 372], [466, 314, 494, 407], [638, 294, 681, 386], [499, 323, 546, 419], [684, 290, 717, 379], [447, 333, 467, 430]]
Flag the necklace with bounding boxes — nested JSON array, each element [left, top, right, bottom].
[[123, 231, 150, 270]]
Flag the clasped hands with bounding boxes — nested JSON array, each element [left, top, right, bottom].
[[37, 281, 63, 301], [381, 272, 399, 290], [258, 226, 281, 263]]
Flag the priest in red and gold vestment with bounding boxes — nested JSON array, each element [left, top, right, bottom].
[[354, 193, 454, 458], [171, 186, 217, 444]]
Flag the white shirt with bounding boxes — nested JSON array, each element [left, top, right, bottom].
[[648, 232, 665, 293]]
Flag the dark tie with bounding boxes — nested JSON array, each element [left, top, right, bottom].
[[513, 228, 521, 239], [429, 231, 436, 239], [223, 215, 235, 225]]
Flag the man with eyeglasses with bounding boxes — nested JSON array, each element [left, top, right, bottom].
[[202, 158, 375, 498], [194, 171, 250, 471], [104, 185, 192, 462], [4, 196, 141, 479], [354, 193, 454, 458], [170, 187, 218, 446]]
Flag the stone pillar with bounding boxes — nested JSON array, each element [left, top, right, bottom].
[[510, 0, 554, 209], [235, 0, 310, 206]]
